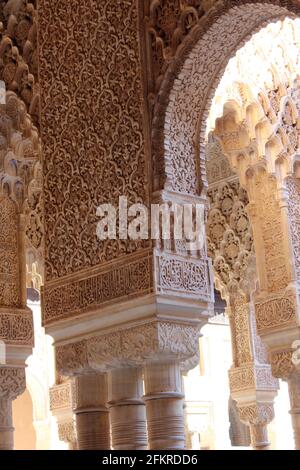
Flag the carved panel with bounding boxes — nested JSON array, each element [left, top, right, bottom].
[[39, 0, 150, 282], [0, 195, 20, 307], [146, 0, 216, 90], [286, 177, 300, 283]]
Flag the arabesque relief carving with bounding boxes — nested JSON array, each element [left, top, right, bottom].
[[56, 321, 201, 376]]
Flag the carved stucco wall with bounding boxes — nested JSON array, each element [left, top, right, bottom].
[[39, 1, 153, 324]]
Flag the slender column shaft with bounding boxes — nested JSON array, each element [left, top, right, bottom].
[[74, 374, 110, 450], [108, 368, 147, 450], [288, 373, 300, 450], [143, 361, 185, 450], [249, 424, 270, 450], [0, 398, 14, 450]]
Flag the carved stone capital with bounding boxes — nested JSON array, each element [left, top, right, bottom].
[[238, 403, 274, 427], [56, 321, 201, 376], [270, 349, 297, 380], [0, 367, 26, 401], [288, 373, 300, 411]]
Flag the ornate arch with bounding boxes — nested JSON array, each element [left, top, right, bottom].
[[151, 1, 300, 194]]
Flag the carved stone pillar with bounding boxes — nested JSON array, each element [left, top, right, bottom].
[[0, 368, 26, 450], [108, 367, 147, 450], [143, 361, 185, 450], [74, 374, 110, 450]]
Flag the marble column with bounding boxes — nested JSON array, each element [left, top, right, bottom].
[[143, 361, 185, 450], [74, 374, 110, 450], [108, 367, 147, 450]]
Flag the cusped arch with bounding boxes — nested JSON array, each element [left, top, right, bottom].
[[153, 2, 299, 196]]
